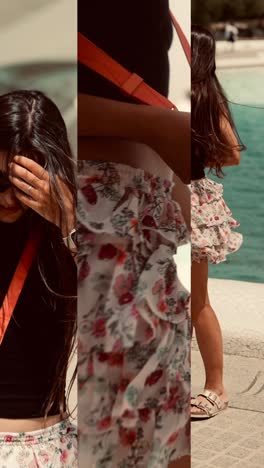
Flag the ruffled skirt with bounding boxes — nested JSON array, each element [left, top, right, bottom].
[[191, 177, 243, 264], [77, 161, 190, 467], [0, 419, 77, 467]]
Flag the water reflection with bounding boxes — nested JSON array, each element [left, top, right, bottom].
[[0, 62, 76, 152]]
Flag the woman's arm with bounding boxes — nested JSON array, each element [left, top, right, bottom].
[[220, 117, 241, 166], [78, 94, 190, 183]]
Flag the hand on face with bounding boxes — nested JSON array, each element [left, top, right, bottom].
[[9, 155, 75, 235]]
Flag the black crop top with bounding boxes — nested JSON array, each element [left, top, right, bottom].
[[78, 0, 173, 99], [0, 215, 76, 418], [191, 152, 205, 180]]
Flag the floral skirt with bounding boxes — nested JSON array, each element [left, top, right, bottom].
[[0, 419, 77, 468], [77, 161, 191, 467], [191, 177, 243, 264]]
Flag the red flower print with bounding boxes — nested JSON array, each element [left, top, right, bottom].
[[4, 435, 14, 442], [117, 250, 128, 265], [60, 449, 68, 464], [170, 386, 180, 396], [114, 273, 134, 298], [119, 378, 130, 392], [119, 292, 134, 305], [79, 260, 90, 281], [167, 430, 180, 445], [98, 244, 118, 260], [98, 352, 108, 362], [85, 175, 100, 184], [145, 325, 154, 340], [153, 318, 159, 328], [87, 356, 94, 376], [139, 407, 151, 423], [123, 409, 135, 419], [130, 218, 138, 231], [163, 388, 180, 411], [214, 216, 219, 220], [92, 318, 106, 338], [108, 352, 124, 367], [82, 184, 97, 205], [145, 369, 163, 386], [143, 229, 151, 241], [152, 279, 164, 295], [158, 299, 168, 313], [39, 453, 49, 464], [119, 427, 137, 446], [142, 215, 157, 228], [97, 416, 112, 431], [165, 285, 174, 295], [131, 306, 139, 319]]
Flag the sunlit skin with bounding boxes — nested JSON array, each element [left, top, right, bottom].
[[0, 152, 27, 223], [0, 151, 75, 234]]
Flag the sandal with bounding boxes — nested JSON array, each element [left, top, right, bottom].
[[191, 389, 228, 420]]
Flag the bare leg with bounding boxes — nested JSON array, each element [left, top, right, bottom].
[[191, 260, 228, 414], [168, 455, 191, 468]]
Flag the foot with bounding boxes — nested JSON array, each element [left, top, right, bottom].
[[191, 389, 228, 419]]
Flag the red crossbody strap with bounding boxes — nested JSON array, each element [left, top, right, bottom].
[[78, 13, 190, 109], [0, 227, 42, 345], [78, 32, 176, 109], [170, 11, 191, 66]]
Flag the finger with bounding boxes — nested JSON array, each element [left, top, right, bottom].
[[9, 162, 39, 188], [9, 175, 38, 199], [13, 188, 40, 210], [13, 188, 56, 224], [9, 163, 49, 193], [13, 155, 49, 181]]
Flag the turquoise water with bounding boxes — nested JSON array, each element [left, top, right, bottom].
[[209, 68, 264, 283]]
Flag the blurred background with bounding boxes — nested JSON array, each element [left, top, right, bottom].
[[169, 0, 190, 112], [192, 0, 264, 39], [192, 0, 264, 284], [0, 0, 77, 417], [169, 0, 191, 291], [0, 0, 77, 155]]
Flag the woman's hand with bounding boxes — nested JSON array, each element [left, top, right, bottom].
[[9, 155, 75, 236]]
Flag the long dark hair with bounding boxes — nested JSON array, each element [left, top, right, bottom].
[[0, 90, 76, 419], [191, 24, 245, 176]]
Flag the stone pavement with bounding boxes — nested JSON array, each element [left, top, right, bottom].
[[192, 407, 264, 468], [192, 348, 264, 467]]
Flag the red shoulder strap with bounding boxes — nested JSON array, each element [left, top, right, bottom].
[[78, 13, 190, 109], [0, 227, 42, 345], [78, 33, 176, 109], [170, 11, 191, 66]]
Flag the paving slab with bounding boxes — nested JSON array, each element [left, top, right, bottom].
[[192, 407, 264, 468]]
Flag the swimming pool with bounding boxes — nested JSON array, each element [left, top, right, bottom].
[[209, 68, 264, 283]]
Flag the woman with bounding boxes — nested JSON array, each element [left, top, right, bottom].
[[0, 90, 77, 466], [78, 2, 191, 467], [191, 25, 244, 419]]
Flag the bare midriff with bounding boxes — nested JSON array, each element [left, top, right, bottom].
[[78, 137, 174, 181], [0, 413, 62, 432]]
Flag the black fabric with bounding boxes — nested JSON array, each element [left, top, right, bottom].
[[0, 213, 75, 418], [78, 0, 173, 100], [191, 153, 205, 180]]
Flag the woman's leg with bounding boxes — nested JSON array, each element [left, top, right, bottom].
[[168, 455, 191, 468], [191, 260, 228, 411]]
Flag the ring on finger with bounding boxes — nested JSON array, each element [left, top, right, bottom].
[[28, 185, 33, 196]]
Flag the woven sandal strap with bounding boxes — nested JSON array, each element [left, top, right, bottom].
[[191, 400, 212, 416], [197, 391, 223, 410]]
